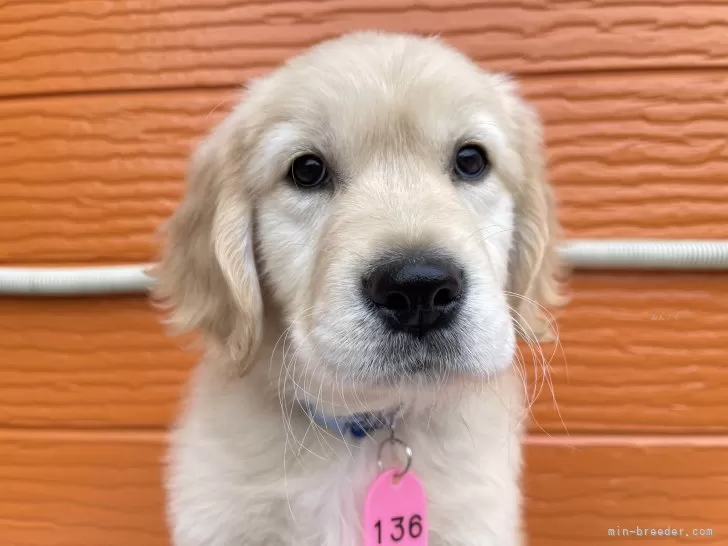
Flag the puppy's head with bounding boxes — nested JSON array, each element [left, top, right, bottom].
[[154, 32, 563, 401]]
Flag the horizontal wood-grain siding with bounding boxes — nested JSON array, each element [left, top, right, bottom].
[[3, 71, 727, 264], [525, 437, 728, 545], [529, 272, 728, 434], [2, 432, 726, 546], [0, 432, 166, 546], [527, 73, 728, 239], [2, 273, 727, 433], [0, 297, 195, 429], [2, 0, 728, 97], [0, 91, 226, 265]]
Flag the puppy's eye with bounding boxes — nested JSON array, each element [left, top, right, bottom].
[[453, 145, 490, 181], [289, 154, 328, 188]]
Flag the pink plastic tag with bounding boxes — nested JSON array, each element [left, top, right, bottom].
[[364, 469, 428, 546]]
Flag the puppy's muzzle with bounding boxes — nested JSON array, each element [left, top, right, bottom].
[[363, 251, 465, 338]]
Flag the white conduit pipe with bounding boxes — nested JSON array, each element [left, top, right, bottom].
[[0, 264, 154, 296], [0, 239, 727, 297], [560, 239, 728, 271]]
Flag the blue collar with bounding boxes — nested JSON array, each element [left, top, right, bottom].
[[301, 402, 397, 439]]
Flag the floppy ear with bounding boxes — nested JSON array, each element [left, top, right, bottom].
[[151, 114, 263, 367], [507, 95, 567, 341]]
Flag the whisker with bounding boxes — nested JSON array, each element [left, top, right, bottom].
[[506, 291, 568, 436]]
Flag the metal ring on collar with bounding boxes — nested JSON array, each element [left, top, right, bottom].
[[377, 436, 413, 479]]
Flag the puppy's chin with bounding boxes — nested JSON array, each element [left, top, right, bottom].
[[289, 326, 516, 397], [288, 354, 515, 423], [285, 362, 403, 417], [355, 351, 515, 389]]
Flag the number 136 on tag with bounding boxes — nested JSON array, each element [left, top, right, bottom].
[[364, 469, 428, 546], [374, 514, 424, 543]]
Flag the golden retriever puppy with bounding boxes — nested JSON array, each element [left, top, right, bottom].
[[154, 31, 563, 546]]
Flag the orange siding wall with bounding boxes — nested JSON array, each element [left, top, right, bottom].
[[2, 1, 728, 544]]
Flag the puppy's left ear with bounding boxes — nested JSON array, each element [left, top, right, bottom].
[[151, 107, 264, 368], [505, 86, 567, 341]]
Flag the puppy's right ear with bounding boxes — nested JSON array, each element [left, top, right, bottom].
[[499, 78, 567, 342], [151, 113, 263, 367]]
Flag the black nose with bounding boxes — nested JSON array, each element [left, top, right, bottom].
[[364, 254, 465, 337]]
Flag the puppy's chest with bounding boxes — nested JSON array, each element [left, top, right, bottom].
[[286, 453, 374, 546], [283, 470, 490, 546], [282, 452, 456, 546], [267, 421, 520, 545]]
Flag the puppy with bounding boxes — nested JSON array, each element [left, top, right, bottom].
[[154, 31, 563, 546]]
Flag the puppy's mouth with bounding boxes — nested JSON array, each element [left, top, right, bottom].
[[400, 357, 449, 377], [362, 330, 468, 384]]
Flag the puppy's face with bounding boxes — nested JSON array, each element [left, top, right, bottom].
[[155, 33, 562, 406]]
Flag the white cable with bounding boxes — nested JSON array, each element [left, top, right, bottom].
[[559, 239, 728, 270], [0, 264, 154, 296], [0, 240, 727, 296]]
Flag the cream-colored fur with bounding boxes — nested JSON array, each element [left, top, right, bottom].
[[153, 31, 564, 546]]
